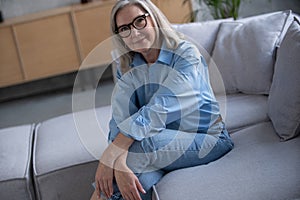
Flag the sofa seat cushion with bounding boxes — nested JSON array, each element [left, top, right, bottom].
[[33, 106, 111, 200], [153, 122, 300, 200], [218, 94, 269, 133], [0, 125, 35, 200]]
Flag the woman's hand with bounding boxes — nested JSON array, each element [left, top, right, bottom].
[[94, 142, 122, 199], [94, 133, 135, 199], [114, 153, 146, 200], [95, 161, 114, 199]]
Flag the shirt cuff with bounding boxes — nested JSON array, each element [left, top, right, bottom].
[[117, 112, 149, 141]]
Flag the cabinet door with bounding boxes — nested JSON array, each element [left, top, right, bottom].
[[14, 13, 80, 81], [0, 27, 24, 87], [155, 0, 191, 23], [74, 3, 114, 60]]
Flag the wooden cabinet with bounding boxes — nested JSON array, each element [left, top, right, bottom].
[[14, 13, 80, 80], [0, 26, 24, 86], [0, 1, 115, 88], [0, 0, 191, 88], [74, 3, 113, 59]]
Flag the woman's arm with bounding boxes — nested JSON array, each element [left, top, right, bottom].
[[95, 133, 134, 199], [114, 43, 211, 141]]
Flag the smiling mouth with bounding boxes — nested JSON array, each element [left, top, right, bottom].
[[132, 37, 146, 44]]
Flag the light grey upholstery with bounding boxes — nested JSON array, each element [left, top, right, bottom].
[[0, 125, 35, 200], [172, 18, 233, 63], [153, 122, 300, 200], [268, 18, 300, 141], [33, 106, 110, 200], [222, 94, 269, 133], [212, 10, 294, 94], [172, 18, 233, 55]]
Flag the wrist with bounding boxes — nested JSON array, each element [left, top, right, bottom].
[[114, 152, 130, 172], [113, 132, 134, 150], [99, 133, 134, 168], [100, 144, 124, 167]]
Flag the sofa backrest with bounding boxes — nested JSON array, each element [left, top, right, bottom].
[[173, 10, 294, 95], [172, 18, 233, 62]]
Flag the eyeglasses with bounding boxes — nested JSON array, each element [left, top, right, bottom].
[[115, 13, 150, 38]]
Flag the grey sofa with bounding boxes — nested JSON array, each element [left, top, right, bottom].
[[1, 10, 300, 200]]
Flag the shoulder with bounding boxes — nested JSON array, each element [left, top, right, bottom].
[[173, 40, 201, 58], [171, 40, 202, 63], [177, 40, 199, 51]]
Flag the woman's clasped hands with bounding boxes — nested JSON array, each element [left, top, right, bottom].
[[94, 135, 146, 200]]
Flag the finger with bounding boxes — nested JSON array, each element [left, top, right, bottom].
[[124, 192, 135, 200], [129, 183, 142, 200], [108, 179, 113, 198], [99, 181, 105, 198], [95, 180, 101, 199], [102, 181, 108, 198], [120, 190, 127, 200], [135, 178, 146, 194], [103, 180, 111, 198], [130, 190, 141, 200], [131, 188, 142, 200], [120, 189, 131, 200]]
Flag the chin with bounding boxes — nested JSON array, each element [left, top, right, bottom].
[[135, 48, 150, 53], [131, 40, 152, 53], [131, 45, 150, 53]]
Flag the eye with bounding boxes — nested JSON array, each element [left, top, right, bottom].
[[118, 26, 130, 33], [134, 17, 146, 28]]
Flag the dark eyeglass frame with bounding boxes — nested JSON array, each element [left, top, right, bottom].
[[115, 13, 150, 38]]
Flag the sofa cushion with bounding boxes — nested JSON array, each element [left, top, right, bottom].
[[218, 94, 269, 133], [268, 18, 300, 141], [0, 125, 35, 200], [172, 18, 233, 61], [211, 10, 293, 94], [33, 106, 110, 200], [153, 122, 300, 200]]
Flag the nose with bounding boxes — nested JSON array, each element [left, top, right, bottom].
[[130, 26, 140, 38]]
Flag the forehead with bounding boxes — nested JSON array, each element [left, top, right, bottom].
[[116, 4, 145, 26]]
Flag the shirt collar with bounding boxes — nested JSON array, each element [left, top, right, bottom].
[[131, 40, 174, 67]]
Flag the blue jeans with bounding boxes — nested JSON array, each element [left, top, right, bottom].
[[99, 123, 234, 200]]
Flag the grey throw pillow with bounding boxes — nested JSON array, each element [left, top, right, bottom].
[[172, 18, 233, 62], [268, 18, 300, 141], [211, 10, 293, 94]]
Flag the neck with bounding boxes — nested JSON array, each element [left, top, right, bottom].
[[142, 38, 162, 64], [142, 48, 160, 64]]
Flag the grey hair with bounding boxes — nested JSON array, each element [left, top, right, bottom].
[[110, 0, 183, 74]]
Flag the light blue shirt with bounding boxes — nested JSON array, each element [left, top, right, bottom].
[[109, 40, 221, 142]]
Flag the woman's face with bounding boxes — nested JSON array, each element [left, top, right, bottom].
[[115, 4, 156, 53]]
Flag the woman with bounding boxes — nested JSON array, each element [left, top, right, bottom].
[[91, 0, 234, 200]]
